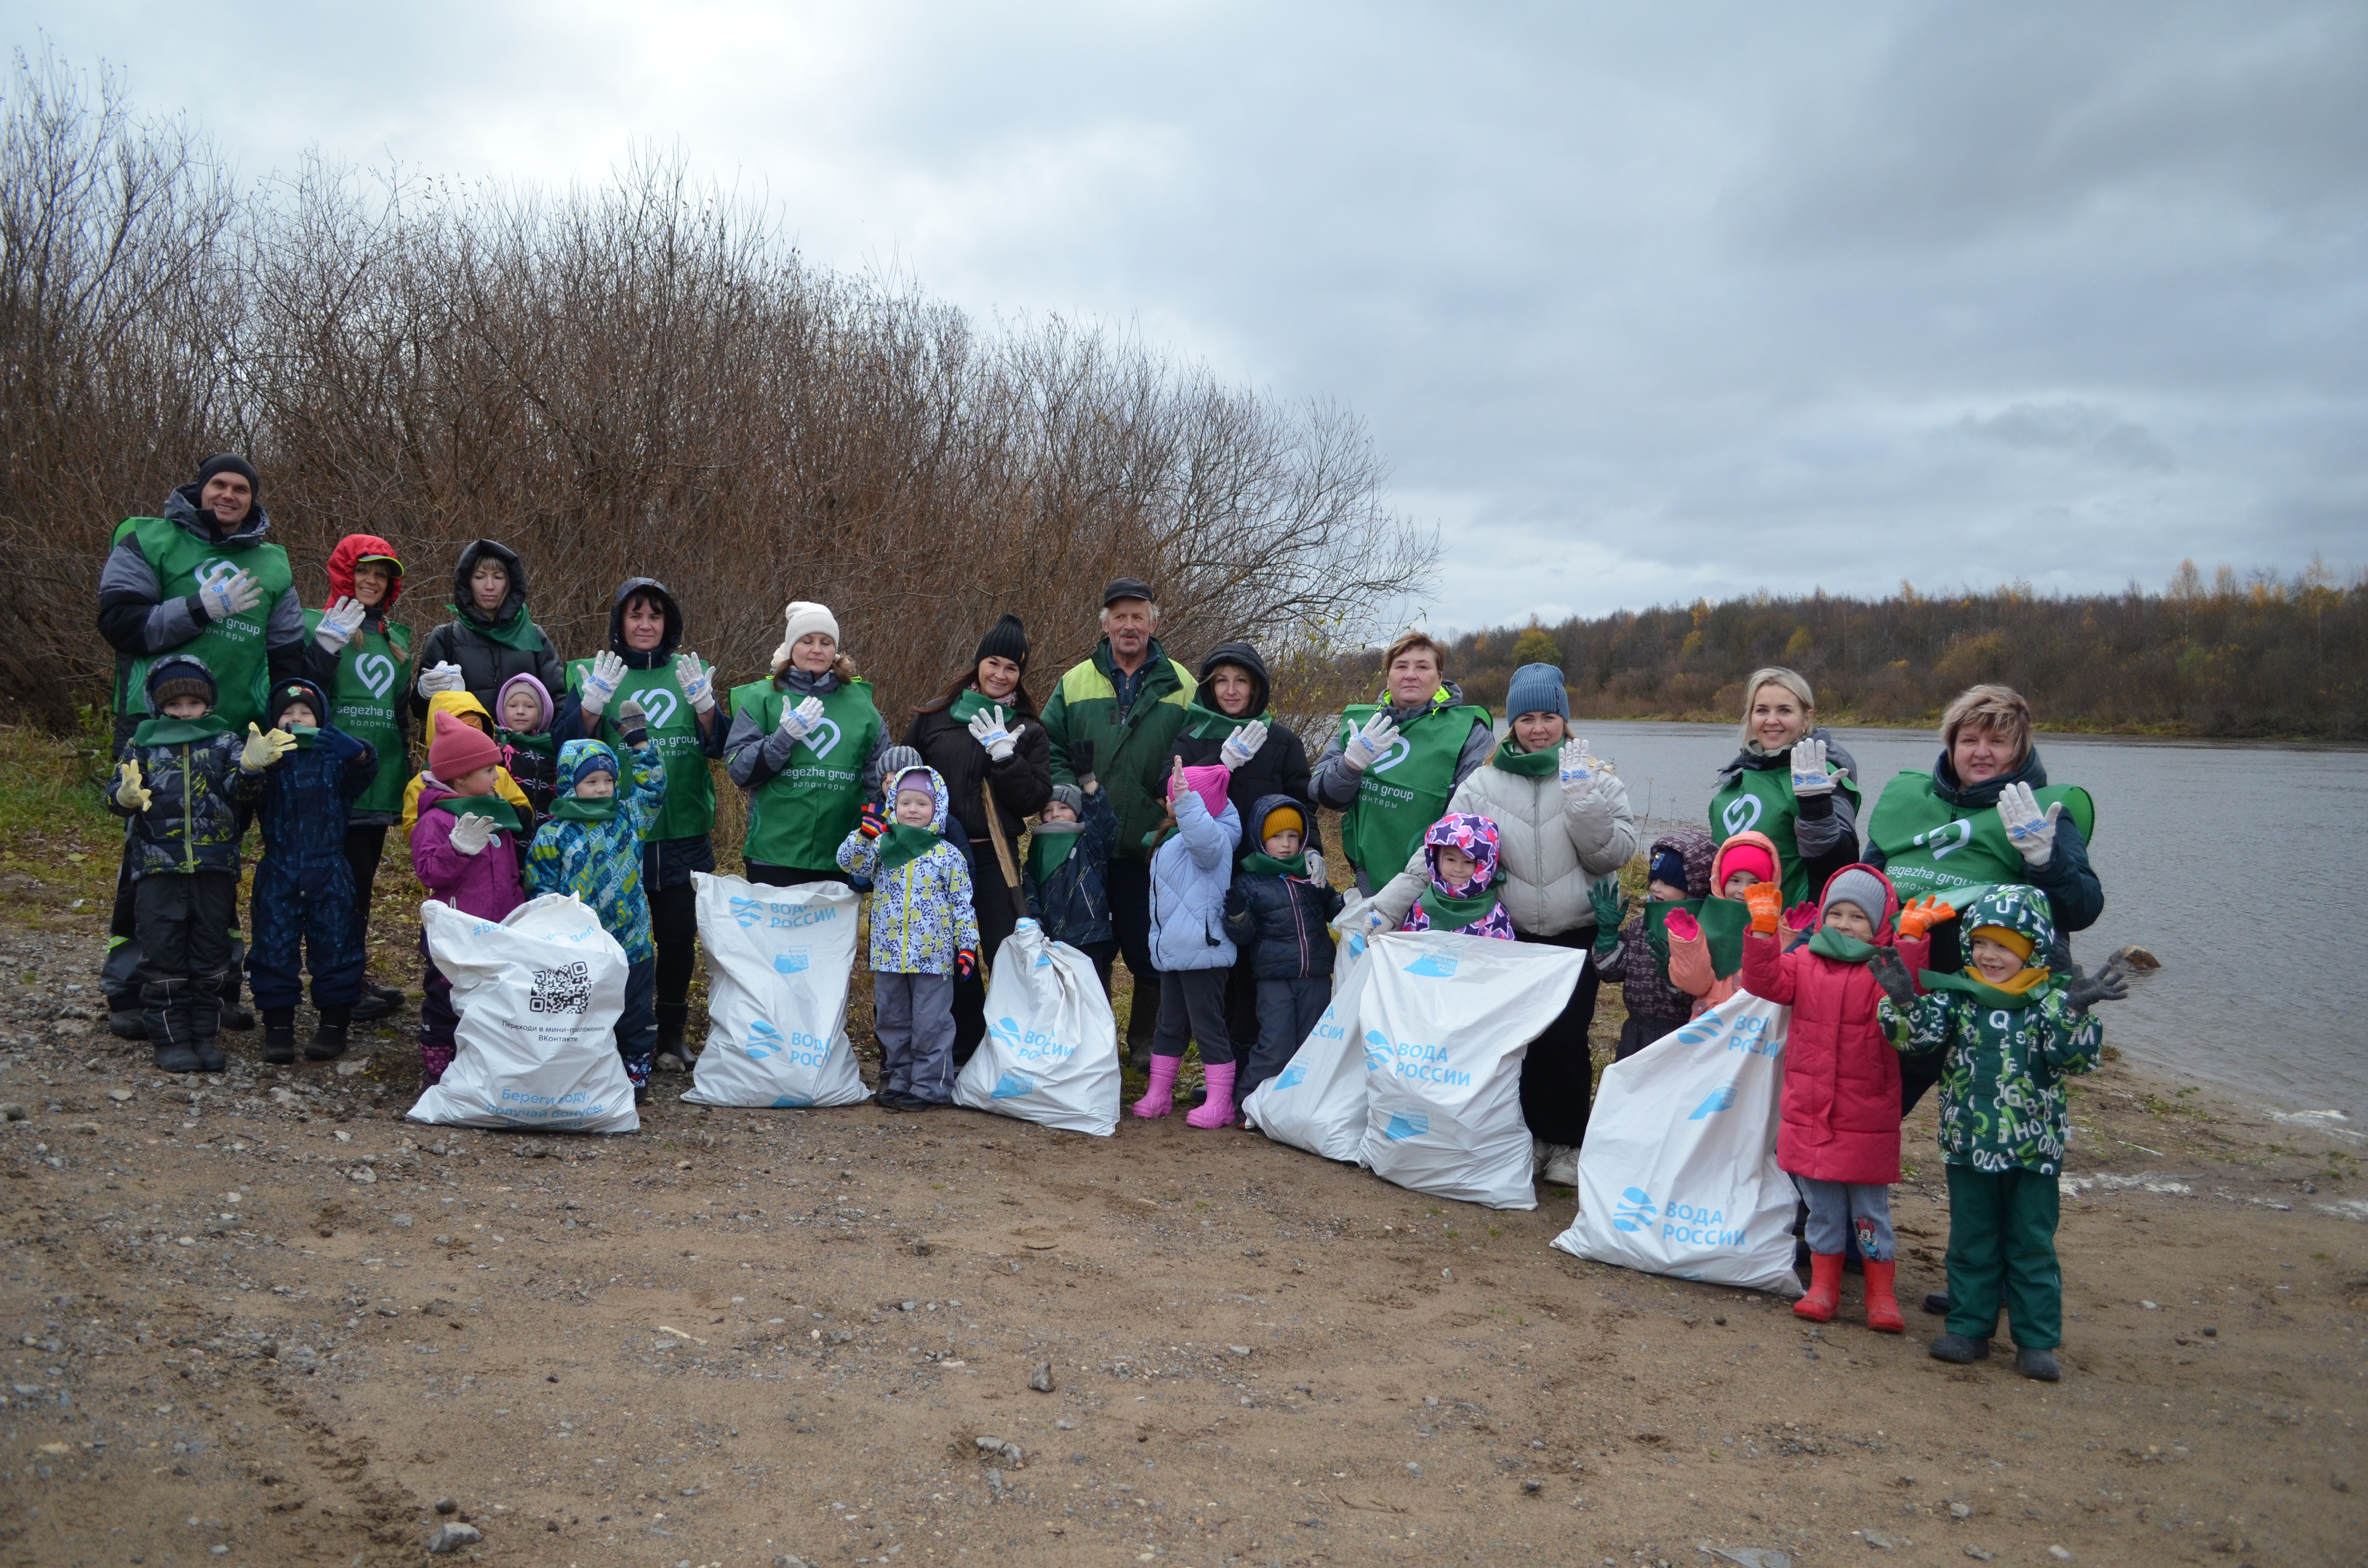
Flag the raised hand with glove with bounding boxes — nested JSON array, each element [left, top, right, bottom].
[[1663, 906, 1702, 944], [1867, 946, 1920, 1008], [1587, 877, 1627, 937], [1996, 781, 2063, 868], [113, 761, 152, 813], [1067, 737, 1096, 789], [777, 695, 826, 743], [2063, 956, 2129, 1014], [966, 704, 1020, 761], [673, 652, 716, 714], [239, 722, 297, 773], [1779, 902, 1821, 943], [196, 565, 261, 623], [858, 803, 888, 841], [1557, 737, 1598, 791], [313, 596, 368, 655], [1341, 711, 1399, 772], [416, 661, 464, 698], [617, 698, 649, 749], [1220, 719, 1269, 771], [446, 812, 497, 857], [1742, 881, 1784, 934], [577, 650, 628, 719], [1788, 735, 1841, 798], [1895, 894, 1956, 941]]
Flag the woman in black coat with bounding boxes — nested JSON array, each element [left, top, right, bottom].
[[902, 614, 1054, 1066], [1170, 639, 1314, 1056], [408, 540, 566, 718]]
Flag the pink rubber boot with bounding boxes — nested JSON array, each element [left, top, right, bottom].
[[1186, 1062, 1237, 1129], [1133, 1054, 1180, 1119]]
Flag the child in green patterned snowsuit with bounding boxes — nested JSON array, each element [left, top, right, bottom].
[[526, 730, 666, 1096], [1875, 884, 2128, 1382]]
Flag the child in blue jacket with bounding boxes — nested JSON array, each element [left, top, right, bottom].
[[250, 678, 380, 1065], [1136, 760, 1243, 1128], [1024, 748, 1118, 989], [838, 764, 979, 1111]]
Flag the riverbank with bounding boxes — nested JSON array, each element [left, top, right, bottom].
[[2, 854, 2361, 1564]]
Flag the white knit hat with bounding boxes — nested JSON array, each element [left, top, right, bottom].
[[769, 600, 840, 672]]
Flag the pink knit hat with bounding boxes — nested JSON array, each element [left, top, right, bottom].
[[1171, 763, 1232, 821], [429, 709, 502, 780]]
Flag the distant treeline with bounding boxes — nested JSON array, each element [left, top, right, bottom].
[[1426, 562, 2368, 740]]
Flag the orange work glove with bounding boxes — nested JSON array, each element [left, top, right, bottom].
[[1742, 882, 1784, 935], [1895, 894, 1956, 941]]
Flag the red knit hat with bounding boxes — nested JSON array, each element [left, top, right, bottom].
[[429, 709, 502, 780]]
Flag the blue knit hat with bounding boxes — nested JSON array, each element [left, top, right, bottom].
[[1505, 662, 1569, 721]]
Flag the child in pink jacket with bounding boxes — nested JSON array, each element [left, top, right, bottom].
[[410, 710, 528, 1081]]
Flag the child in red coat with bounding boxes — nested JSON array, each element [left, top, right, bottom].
[[1739, 864, 1939, 1332]]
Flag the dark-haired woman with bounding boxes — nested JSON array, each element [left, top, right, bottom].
[[724, 600, 890, 888], [409, 540, 566, 719], [903, 614, 1054, 1064]]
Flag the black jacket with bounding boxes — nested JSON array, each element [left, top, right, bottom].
[[1224, 847, 1344, 983], [409, 540, 567, 721], [902, 694, 1054, 871], [1170, 642, 1313, 826]]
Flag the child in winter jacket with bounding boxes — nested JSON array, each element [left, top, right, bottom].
[[401, 690, 533, 839], [1738, 863, 1939, 1333], [109, 654, 287, 1072], [1875, 885, 2127, 1382], [249, 678, 380, 1066], [1663, 829, 1815, 1019], [1394, 812, 1516, 940], [1589, 830, 1714, 1060], [410, 710, 529, 1082], [1025, 772, 1119, 990], [1135, 761, 1243, 1127], [836, 764, 980, 1111], [1223, 796, 1344, 1100], [495, 672, 561, 821], [526, 733, 667, 1093]]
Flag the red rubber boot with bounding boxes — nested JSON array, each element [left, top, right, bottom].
[[1794, 1252, 1843, 1323], [1862, 1259, 1906, 1334]]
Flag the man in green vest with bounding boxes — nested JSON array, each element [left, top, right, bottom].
[[1311, 630, 1494, 899], [96, 454, 311, 1039], [1041, 578, 1198, 1066]]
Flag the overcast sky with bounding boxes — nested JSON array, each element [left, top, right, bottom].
[[10, 2, 2363, 631]]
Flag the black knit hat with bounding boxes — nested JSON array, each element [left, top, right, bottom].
[[972, 613, 1029, 668], [196, 453, 260, 497], [1102, 576, 1154, 607], [145, 654, 217, 713]]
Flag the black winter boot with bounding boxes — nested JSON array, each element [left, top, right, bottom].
[[655, 1002, 693, 1070], [1929, 1333, 1991, 1364], [108, 995, 148, 1041], [350, 983, 398, 1024], [261, 1007, 297, 1066], [307, 1004, 352, 1062], [144, 980, 201, 1074], [191, 971, 228, 1072]]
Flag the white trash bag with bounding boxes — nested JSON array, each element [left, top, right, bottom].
[[1551, 991, 1802, 1297], [952, 920, 1122, 1136], [1239, 896, 1380, 1161], [683, 872, 870, 1109], [408, 894, 638, 1132], [1357, 932, 1587, 1210]]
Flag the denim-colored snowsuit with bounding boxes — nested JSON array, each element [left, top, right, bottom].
[[250, 708, 379, 1011]]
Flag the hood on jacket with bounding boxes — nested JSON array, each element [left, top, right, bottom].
[[1423, 812, 1502, 897], [888, 764, 951, 833], [606, 576, 684, 668], [558, 737, 619, 791], [265, 677, 332, 732], [144, 652, 218, 711], [425, 688, 499, 737], [326, 533, 405, 613], [1197, 641, 1271, 721], [162, 483, 271, 548], [1929, 746, 2050, 814], [450, 539, 530, 629], [1709, 829, 1781, 897], [495, 673, 553, 733], [1246, 792, 1306, 853], [1816, 862, 1901, 941], [1958, 884, 2058, 964], [1651, 829, 1716, 899]]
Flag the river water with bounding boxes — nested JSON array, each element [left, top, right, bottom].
[[1560, 720, 2368, 1122]]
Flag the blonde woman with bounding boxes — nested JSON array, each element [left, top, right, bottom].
[[1707, 666, 1862, 905]]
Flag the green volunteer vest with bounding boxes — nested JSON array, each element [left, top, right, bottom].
[[1707, 761, 1865, 904], [1335, 699, 1489, 882], [567, 657, 715, 843], [1865, 771, 2097, 902], [304, 612, 410, 816], [729, 678, 881, 870], [113, 516, 294, 730]]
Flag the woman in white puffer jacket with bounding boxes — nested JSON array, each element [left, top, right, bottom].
[[1365, 662, 1639, 1181]]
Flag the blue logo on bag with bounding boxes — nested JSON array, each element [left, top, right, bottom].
[[1034, 949, 1054, 968], [746, 1019, 785, 1060], [1272, 1063, 1307, 1091], [1404, 951, 1458, 978], [990, 1069, 1035, 1100], [1382, 1110, 1430, 1140], [773, 951, 810, 975], [769, 1093, 814, 1109], [1675, 1017, 1723, 1046], [1362, 1029, 1392, 1071], [1613, 1186, 1658, 1232], [1687, 1082, 1737, 1120], [990, 1017, 1025, 1051]]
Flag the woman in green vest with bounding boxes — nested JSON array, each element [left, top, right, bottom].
[[1310, 630, 1495, 896], [1707, 666, 1864, 906], [557, 578, 728, 1069], [301, 534, 414, 1023], [724, 600, 890, 889]]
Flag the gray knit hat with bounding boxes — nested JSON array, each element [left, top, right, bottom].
[[1048, 783, 1085, 817], [1820, 866, 1891, 931], [1504, 662, 1569, 721]]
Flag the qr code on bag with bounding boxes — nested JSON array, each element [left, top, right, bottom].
[[528, 961, 592, 1015]]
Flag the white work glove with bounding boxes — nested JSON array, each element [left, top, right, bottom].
[[1341, 711, 1399, 772], [1220, 719, 1269, 771], [417, 661, 464, 698], [578, 650, 627, 719], [239, 722, 296, 772], [1302, 849, 1326, 886], [778, 695, 826, 742], [966, 704, 1019, 762], [1996, 781, 2062, 868], [1789, 735, 1839, 798], [113, 762, 152, 812], [313, 596, 368, 655], [196, 565, 261, 623], [446, 812, 496, 857], [674, 652, 716, 714], [1557, 736, 1598, 793]]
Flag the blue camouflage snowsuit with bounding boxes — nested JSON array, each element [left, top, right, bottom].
[[249, 678, 380, 1011]]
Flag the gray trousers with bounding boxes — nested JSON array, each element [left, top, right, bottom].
[[1797, 1177, 1896, 1262], [874, 970, 957, 1103], [1151, 967, 1234, 1066], [1241, 976, 1330, 1099]]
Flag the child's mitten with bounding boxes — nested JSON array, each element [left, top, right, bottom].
[[1067, 737, 1096, 786], [1664, 906, 1702, 944], [113, 761, 152, 813], [1781, 901, 1820, 935], [955, 949, 978, 980], [1741, 882, 1783, 934], [2063, 956, 2129, 1014], [1867, 946, 1918, 1008], [858, 804, 887, 841], [617, 698, 649, 748], [1895, 894, 1956, 941], [447, 813, 497, 857]]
